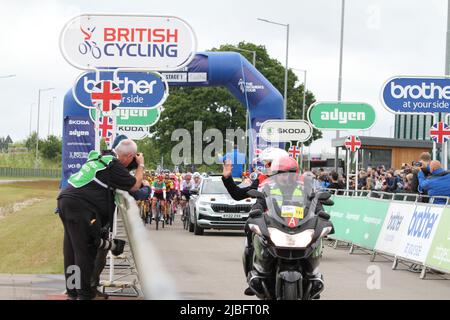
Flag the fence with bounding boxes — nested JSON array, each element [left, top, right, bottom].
[[116, 190, 178, 299], [324, 189, 450, 279], [0, 167, 60, 178]]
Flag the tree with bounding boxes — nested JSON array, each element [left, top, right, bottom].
[[25, 132, 41, 152], [39, 135, 62, 161], [148, 42, 322, 167]]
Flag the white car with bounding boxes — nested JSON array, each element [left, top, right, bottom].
[[187, 176, 256, 235]]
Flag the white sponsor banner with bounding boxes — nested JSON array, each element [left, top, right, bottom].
[[396, 204, 443, 263], [60, 14, 197, 70], [117, 125, 150, 140], [259, 120, 313, 143], [375, 202, 415, 255]]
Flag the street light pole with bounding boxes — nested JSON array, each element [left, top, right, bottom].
[[29, 103, 35, 137], [335, 0, 346, 172], [48, 96, 56, 136], [292, 68, 307, 171], [35, 87, 54, 165], [257, 18, 289, 118]]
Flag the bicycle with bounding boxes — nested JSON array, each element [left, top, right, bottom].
[[78, 40, 101, 59], [152, 199, 165, 230]]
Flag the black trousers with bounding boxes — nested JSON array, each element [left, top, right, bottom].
[[58, 197, 99, 300]]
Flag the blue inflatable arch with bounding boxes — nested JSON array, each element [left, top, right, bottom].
[[61, 52, 284, 187]]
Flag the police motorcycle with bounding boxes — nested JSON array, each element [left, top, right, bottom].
[[243, 172, 335, 300]]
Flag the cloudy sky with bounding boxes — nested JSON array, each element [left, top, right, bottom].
[[0, 0, 447, 154]]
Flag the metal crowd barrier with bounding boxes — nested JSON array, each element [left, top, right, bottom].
[[116, 190, 179, 299], [323, 188, 450, 205]]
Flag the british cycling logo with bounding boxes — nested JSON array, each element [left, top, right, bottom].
[[79, 26, 101, 59]]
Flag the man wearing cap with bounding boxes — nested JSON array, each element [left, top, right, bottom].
[[57, 137, 145, 300]]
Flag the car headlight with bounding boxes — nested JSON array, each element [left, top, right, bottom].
[[198, 201, 210, 206], [268, 228, 314, 248]]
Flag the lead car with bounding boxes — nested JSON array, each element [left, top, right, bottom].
[[187, 175, 256, 235]]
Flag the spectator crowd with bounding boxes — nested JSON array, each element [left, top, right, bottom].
[[312, 152, 450, 204]]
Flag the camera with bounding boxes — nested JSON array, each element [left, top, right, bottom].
[[412, 161, 422, 167], [127, 154, 141, 171]]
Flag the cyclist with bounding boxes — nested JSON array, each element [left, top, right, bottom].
[[164, 172, 175, 223], [169, 173, 180, 216], [191, 172, 202, 194], [180, 172, 194, 221], [151, 173, 167, 222]]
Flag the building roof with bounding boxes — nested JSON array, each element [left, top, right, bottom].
[[331, 136, 433, 149]]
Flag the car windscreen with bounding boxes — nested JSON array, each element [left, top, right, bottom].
[[201, 179, 229, 194]]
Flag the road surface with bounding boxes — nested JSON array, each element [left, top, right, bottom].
[[146, 215, 450, 300]]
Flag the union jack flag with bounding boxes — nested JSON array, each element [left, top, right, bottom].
[[98, 116, 114, 146], [430, 122, 450, 144], [90, 80, 122, 112]]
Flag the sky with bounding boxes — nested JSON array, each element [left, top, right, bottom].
[[0, 0, 447, 155]]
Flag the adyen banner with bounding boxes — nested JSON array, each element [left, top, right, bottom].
[[327, 197, 389, 249], [375, 202, 416, 255], [89, 108, 160, 126], [381, 76, 450, 114], [62, 117, 95, 181], [425, 207, 450, 272], [396, 204, 443, 263], [60, 14, 197, 70], [89, 108, 160, 140], [308, 102, 376, 130], [73, 70, 168, 109]]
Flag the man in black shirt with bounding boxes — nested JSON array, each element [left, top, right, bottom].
[[57, 139, 144, 300]]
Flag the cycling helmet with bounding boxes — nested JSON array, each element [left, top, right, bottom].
[[169, 173, 177, 179], [193, 172, 201, 178]]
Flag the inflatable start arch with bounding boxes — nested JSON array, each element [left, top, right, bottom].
[[61, 52, 284, 187]]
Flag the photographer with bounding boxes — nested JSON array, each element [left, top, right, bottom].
[[418, 160, 450, 204], [57, 139, 144, 300], [411, 152, 432, 199]]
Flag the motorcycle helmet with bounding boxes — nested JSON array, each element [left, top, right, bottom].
[[257, 147, 289, 174], [270, 155, 299, 175]]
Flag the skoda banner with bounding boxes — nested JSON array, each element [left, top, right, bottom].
[[73, 70, 168, 109], [327, 196, 388, 250], [381, 76, 450, 114], [259, 120, 312, 143], [62, 117, 95, 183], [60, 14, 197, 70]]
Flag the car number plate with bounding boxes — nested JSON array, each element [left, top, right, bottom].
[[222, 213, 242, 219]]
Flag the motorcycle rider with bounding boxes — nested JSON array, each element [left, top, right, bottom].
[[222, 149, 326, 297]]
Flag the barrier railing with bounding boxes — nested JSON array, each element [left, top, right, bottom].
[[324, 189, 450, 279], [324, 188, 450, 205], [0, 166, 60, 178], [116, 190, 179, 299]]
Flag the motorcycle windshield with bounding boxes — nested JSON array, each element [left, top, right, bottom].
[[262, 172, 313, 227]]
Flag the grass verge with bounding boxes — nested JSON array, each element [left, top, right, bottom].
[[0, 181, 63, 274]]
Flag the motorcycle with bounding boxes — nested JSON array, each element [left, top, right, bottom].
[[243, 172, 335, 300]]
